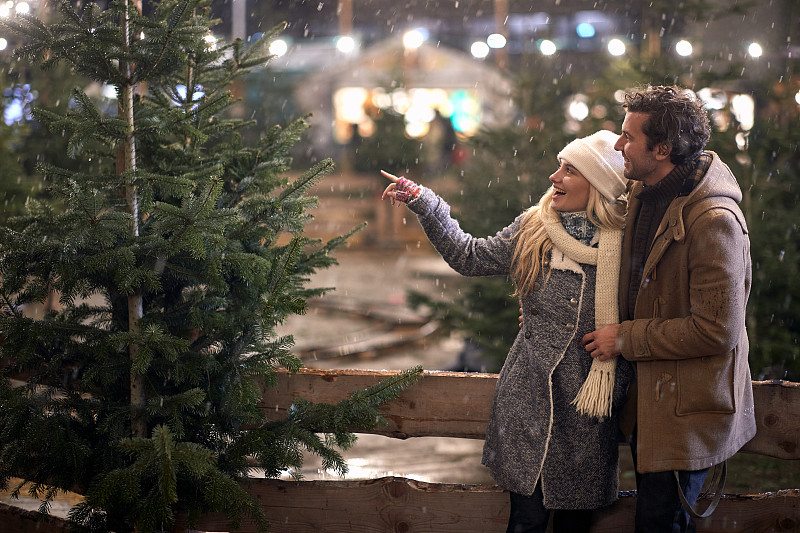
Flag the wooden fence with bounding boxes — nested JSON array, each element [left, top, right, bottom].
[[3, 370, 799, 532], [187, 369, 800, 533]]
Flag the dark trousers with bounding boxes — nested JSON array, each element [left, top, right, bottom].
[[506, 483, 593, 533], [631, 431, 709, 533]]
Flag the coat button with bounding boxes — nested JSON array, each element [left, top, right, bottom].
[[565, 323, 575, 331], [569, 298, 578, 306], [529, 307, 539, 315], [533, 282, 541, 291], [525, 331, 531, 339]]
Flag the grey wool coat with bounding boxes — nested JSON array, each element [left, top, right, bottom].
[[406, 187, 634, 510]]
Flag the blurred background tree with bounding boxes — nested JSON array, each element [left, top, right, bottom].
[[353, 108, 423, 174], [406, 0, 800, 380], [408, 55, 575, 371], [714, 79, 800, 380], [0, 60, 84, 223]]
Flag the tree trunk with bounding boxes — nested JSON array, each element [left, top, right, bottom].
[[119, 0, 146, 440]]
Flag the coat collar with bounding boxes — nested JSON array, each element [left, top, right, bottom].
[[629, 152, 743, 275]]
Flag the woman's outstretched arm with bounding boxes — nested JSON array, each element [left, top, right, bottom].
[[378, 170, 516, 277]]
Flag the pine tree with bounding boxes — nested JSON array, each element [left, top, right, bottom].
[[0, 1, 421, 531]]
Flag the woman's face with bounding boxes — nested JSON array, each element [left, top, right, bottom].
[[549, 160, 591, 213]]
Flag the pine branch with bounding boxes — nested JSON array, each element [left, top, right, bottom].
[[263, 237, 303, 314], [134, 0, 194, 82], [250, 366, 424, 478]]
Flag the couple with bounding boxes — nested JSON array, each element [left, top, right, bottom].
[[380, 85, 756, 533]]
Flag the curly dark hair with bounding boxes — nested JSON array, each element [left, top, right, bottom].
[[622, 85, 711, 166]]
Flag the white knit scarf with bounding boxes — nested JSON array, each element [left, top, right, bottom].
[[543, 217, 622, 419]]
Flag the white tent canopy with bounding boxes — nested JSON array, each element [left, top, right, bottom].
[[292, 37, 516, 150]]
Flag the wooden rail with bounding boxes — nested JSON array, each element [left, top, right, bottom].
[[0, 502, 71, 533], [4, 370, 799, 532], [228, 369, 798, 533], [187, 482, 800, 533], [258, 369, 800, 458]]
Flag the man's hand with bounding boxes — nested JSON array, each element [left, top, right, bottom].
[[581, 324, 622, 362]]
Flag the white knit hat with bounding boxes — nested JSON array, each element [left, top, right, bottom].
[[557, 130, 627, 201]]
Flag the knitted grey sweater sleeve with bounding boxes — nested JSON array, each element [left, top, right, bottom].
[[405, 186, 519, 277]]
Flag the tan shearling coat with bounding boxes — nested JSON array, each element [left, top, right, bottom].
[[618, 152, 757, 474]]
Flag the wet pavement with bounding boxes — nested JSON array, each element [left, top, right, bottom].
[[275, 246, 495, 485]]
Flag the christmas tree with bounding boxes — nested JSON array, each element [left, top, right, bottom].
[[0, 1, 421, 531]]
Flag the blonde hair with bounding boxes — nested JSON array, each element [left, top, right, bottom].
[[511, 185, 627, 296]]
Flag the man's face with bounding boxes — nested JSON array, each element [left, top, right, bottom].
[[615, 111, 661, 185]]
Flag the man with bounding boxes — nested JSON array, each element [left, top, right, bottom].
[[581, 85, 756, 532]]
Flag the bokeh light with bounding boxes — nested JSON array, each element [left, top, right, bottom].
[[675, 40, 693, 57], [747, 42, 762, 58], [403, 29, 425, 49], [576, 22, 595, 38], [607, 38, 626, 56], [470, 41, 490, 59], [336, 35, 356, 54], [269, 39, 288, 57], [203, 34, 217, 50], [539, 39, 557, 56], [487, 33, 507, 49], [566, 94, 589, 121]]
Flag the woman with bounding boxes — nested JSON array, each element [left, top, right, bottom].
[[380, 130, 634, 533]]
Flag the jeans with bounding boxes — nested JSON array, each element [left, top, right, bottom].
[[506, 484, 593, 533], [631, 431, 709, 533]]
